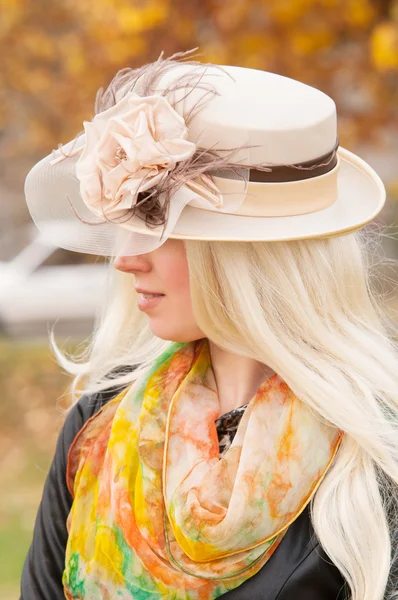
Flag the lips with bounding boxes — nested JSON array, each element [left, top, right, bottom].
[[135, 288, 165, 295], [140, 293, 165, 298], [137, 294, 165, 311], [146, 293, 164, 296]]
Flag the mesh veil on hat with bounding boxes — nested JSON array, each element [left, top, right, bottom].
[[24, 49, 386, 257]]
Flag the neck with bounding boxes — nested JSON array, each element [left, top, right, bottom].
[[207, 339, 275, 415]]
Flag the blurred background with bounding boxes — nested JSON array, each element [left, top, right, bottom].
[[1, 1, 398, 597]]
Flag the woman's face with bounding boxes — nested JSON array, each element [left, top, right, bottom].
[[113, 238, 205, 342]]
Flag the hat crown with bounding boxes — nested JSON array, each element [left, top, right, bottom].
[[148, 64, 337, 166]]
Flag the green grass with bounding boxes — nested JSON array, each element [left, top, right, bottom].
[[0, 336, 79, 597], [0, 516, 34, 591]]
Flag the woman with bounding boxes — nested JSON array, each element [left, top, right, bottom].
[[21, 49, 398, 599]]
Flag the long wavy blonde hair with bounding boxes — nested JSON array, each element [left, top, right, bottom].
[[50, 226, 398, 600]]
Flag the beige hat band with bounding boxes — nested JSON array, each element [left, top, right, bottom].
[[188, 156, 340, 218]]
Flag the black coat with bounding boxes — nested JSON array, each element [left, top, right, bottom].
[[20, 382, 348, 600]]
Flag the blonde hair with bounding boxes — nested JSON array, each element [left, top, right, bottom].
[[51, 227, 398, 600]]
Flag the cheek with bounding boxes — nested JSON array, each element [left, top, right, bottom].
[[148, 255, 203, 341], [160, 256, 196, 325], [162, 254, 191, 301], [149, 240, 202, 339], [171, 267, 191, 302]]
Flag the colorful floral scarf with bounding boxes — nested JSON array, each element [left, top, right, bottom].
[[63, 338, 343, 599]]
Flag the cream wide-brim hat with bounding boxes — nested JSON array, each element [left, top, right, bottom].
[[24, 58, 386, 257]]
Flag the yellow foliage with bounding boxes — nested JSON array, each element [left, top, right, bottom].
[[55, 34, 86, 76], [72, 0, 169, 31], [200, 43, 229, 66], [0, 0, 397, 157], [212, 0, 248, 32], [236, 33, 274, 55], [291, 27, 334, 55], [318, 0, 339, 6], [27, 119, 54, 148], [28, 69, 53, 93], [170, 16, 196, 44], [268, 0, 313, 24], [345, 0, 375, 28], [119, 2, 169, 33], [19, 30, 54, 60], [0, 90, 9, 129], [241, 53, 269, 70], [66, 51, 86, 77], [105, 37, 148, 63], [371, 22, 398, 71], [0, 0, 24, 36]]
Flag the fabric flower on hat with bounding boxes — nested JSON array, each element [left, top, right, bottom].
[[74, 92, 197, 222]]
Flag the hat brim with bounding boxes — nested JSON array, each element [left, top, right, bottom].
[[120, 146, 386, 242]]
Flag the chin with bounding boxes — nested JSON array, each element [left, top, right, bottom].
[[149, 323, 205, 343]]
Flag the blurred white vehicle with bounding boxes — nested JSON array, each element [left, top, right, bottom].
[[0, 225, 109, 337]]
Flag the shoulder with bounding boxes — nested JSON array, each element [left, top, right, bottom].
[[220, 506, 347, 599], [60, 392, 112, 454], [274, 536, 348, 599], [62, 368, 134, 444], [62, 373, 134, 497]]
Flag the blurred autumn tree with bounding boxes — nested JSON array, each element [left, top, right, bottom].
[[0, 0, 397, 163]]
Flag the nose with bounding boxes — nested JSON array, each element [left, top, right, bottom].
[[113, 254, 151, 274]]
